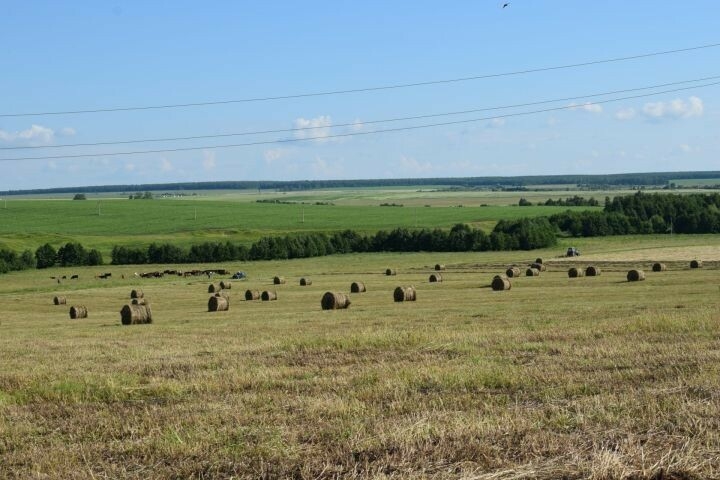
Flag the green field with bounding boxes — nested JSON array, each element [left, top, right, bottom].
[[0, 195, 598, 256], [1, 187, 719, 478]]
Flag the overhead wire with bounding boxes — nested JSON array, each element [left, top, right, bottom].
[[1, 80, 717, 162], [1, 42, 719, 117], [2, 75, 718, 151]]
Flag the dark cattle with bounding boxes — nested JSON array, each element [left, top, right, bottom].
[[71, 275, 79, 280], [104, 273, 112, 278]]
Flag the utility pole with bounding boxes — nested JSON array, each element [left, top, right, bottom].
[[97, 201, 101, 216], [302, 206, 305, 224], [194, 207, 197, 221]]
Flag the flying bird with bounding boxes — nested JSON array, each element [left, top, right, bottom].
[[503, 2, 509, 7]]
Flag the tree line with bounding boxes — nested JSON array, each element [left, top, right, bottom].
[[548, 191, 720, 236], [111, 218, 558, 265]]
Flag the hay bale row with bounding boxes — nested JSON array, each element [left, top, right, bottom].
[[321, 291, 351, 310], [300, 277, 312, 286], [434, 264, 445, 271], [627, 269, 646, 282], [526, 268, 540, 277], [535, 258, 543, 264], [245, 289, 261, 300], [130, 289, 143, 299], [652, 262, 667, 272], [69, 305, 87, 319], [531, 262, 547, 272], [350, 281, 366, 293], [219, 280, 232, 290], [568, 267, 585, 278], [208, 295, 229, 312], [131, 298, 146, 305], [690, 260, 703, 268], [53, 296, 66, 305], [585, 265, 600, 276], [120, 304, 152, 324], [393, 286, 416, 302], [506, 267, 522, 278], [385, 268, 396, 276], [491, 275, 511, 291], [261, 290, 277, 301], [273, 276, 286, 285], [429, 273, 442, 283], [208, 284, 219, 293]]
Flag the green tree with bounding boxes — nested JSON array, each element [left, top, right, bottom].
[[73, 193, 86, 200], [35, 243, 57, 269]]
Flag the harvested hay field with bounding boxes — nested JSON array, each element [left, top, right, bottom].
[[2, 246, 720, 479], [320, 291, 351, 310]]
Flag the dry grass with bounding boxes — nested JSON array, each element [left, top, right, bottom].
[[1, 247, 719, 479]]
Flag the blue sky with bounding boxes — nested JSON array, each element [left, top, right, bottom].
[[1, 1, 719, 190]]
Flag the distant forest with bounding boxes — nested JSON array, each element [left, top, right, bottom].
[[3, 171, 720, 196]]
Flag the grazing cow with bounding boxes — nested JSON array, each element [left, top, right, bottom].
[[62, 275, 67, 279], [71, 274, 78, 280], [104, 273, 112, 278]]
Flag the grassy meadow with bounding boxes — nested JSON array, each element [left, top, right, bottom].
[[1, 225, 720, 477]]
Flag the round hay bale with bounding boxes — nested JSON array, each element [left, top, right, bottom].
[[652, 262, 667, 272], [690, 260, 703, 268], [219, 280, 232, 290], [273, 276, 286, 285], [208, 295, 229, 312], [526, 268, 540, 277], [385, 268, 396, 276], [627, 269, 646, 282], [120, 304, 152, 325], [434, 264, 445, 271], [69, 305, 87, 319], [393, 286, 416, 302], [429, 273, 442, 283], [505, 267, 522, 278], [261, 290, 278, 301], [53, 296, 66, 305], [586, 266, 601, 276], [131, 298, 147, 305], [350, 281, 366, 293], [531, 262, 547, 272], [130, 289, 143, 299], [535, 258, 543, 264], [568, 267, 585, 278], [207, 284, 218, 293], [491, 276, 511, 291], [299, 277, 312, 286], [321, 291, 351, 310], [244, 289, 260, 301], [214, 291, 230, 299]]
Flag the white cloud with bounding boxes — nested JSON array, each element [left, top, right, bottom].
[[202, 150, 216, 170], [487, 118, 506, 128], [59, 127, 76, 136], [160, 158, 173, 172], [263, 148, 285, 164], [294, 115, 333, 143], [569, 102, 603, 114], [0, 124, 55, 144], [615, 108, 636, 120], [642, 96, 703, 119], [398, 155, 433, 174]]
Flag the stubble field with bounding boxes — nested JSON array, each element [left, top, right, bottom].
[[1, 234, 719, 478]]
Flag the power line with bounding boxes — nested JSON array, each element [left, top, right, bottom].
[[2, 75, 718, 151], [2, 42, 719, 118], [1, 81, 717, 162]]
